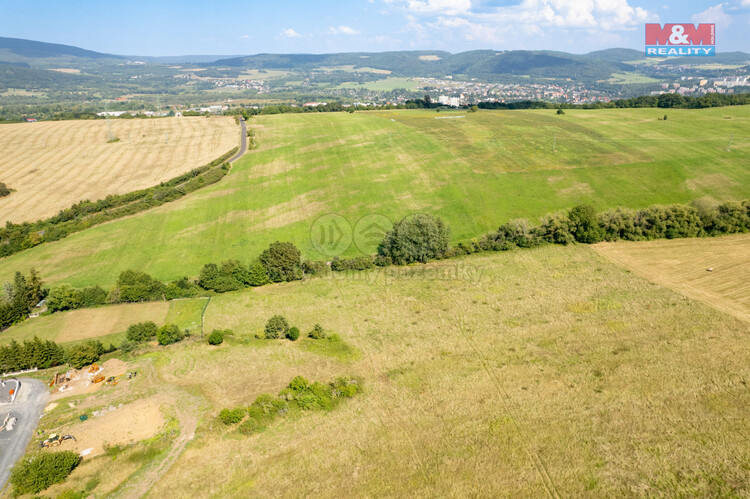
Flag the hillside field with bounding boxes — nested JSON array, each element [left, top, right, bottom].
[[0, 298, 208, 347], [594, 233, 750, 324], [12, 244, 750, 497], [1, 107, 750, 288], [0, 116, 238, 222]]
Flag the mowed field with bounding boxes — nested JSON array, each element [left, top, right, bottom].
[[594, 233, 750, 324], [0, 116, 238, 222], [19, 245, 750, 497], [0, 297, 207, 346], [2, 107, 750, 288]]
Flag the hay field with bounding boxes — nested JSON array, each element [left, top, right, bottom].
[[0, 116, 238, 223], [22, 245, 750, 497], [2, 107, 750, 288], [593, 233, 750, 323], [0, 297, 207, 346]]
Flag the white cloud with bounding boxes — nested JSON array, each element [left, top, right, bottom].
[[511, 0, 653, 30], [280, 28, 302, 38], [328, 26, 361, 35], [692, 3, 732, 26], [385, 0, 472, 15]]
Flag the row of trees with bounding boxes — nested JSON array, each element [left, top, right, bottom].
[[0, 148, 237, 260], [319, 200, 750, 270], [21, 200, 750, 325], [0, 336, 65, 373], [473, 200, 750, 252], [0, 269, 45, 330], [0, 336, 114, 373], [36, 241, 305, 318], [477, 92, 750, 111]]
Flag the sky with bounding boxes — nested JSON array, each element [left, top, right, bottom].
[[1, 0, 748, 56]]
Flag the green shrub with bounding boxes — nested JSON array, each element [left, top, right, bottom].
[[126, 321, 158, 342], [156, 324, 184, 345], [247, 393, 288, 422], [378, 214, 451, 264], [246, 259, 270, 286], [288, 375, 310, 393], [218, 408, 245, 425], [287, 326, 300, 341], [119, 339, 136, 354], [9, 451, 80, 494], [259, 241, 303, 282], [66, 341, 104, 369], [331, 376, 363, 398], [208, 330, 224, 345], [264, 315, 289, 339], [308, 323, 327, 339], [568, 204, 603, 244], [0, 182, 10, 197], [46, 285, 83, 312], [117, 270, 166, 303]]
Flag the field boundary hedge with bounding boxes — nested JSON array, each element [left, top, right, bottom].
[[0, 146, 238, 259]]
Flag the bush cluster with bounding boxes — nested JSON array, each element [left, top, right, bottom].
[[208, 329, 228, 345], [378, 213, 451, 265], [9, 451, 81, 494], [125, 321, 158, 342], [264, 315, 290, 339], [47, 284, 107, 312], [199, 259, 268, 292], [156, 324, 185, 346], [308, 324, 327, 340], [0, 148, 237, 260], [219, 375, 363, 435], [66, 340, 110, 369]]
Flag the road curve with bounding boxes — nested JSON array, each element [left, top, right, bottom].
[[0, 378, 48, 493], [228, 118, 248, 163]]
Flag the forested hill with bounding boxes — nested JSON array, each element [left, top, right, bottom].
[[0, 36, 123, 67], [212, 49, 635, 81]]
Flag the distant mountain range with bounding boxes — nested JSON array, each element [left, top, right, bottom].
[[1, 36, 748, 85]]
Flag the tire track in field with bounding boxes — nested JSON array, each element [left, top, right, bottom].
[[449, 296, 561, 499]]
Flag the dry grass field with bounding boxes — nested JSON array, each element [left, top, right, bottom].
[[594, 233, 750, 324], [0, 116, 238, 223], [16, 245, 750, 497]]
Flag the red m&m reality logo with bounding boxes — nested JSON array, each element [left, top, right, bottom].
[[645, 23, 715, 57]]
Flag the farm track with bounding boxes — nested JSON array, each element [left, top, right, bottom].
[[0, 117, 238, 223]]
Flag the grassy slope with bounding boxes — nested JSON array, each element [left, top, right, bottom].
[[40, 245, 746, 497], [0, 298, 207, 346], [2, 107, 750, 288]]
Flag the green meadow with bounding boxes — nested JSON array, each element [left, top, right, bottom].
[[1, 107, 749, 288]]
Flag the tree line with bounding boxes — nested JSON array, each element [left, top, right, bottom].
[[0, 269, 45, 330], [0, 147, 237, 259], [5, 199, 749, 327], [477, 92, 750, 111]]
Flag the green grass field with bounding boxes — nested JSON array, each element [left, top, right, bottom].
[[2, 107, 750, 288], [25, 245, 750, 497]]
